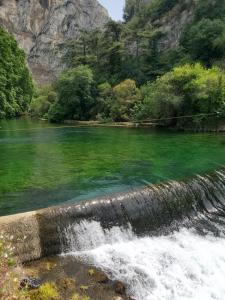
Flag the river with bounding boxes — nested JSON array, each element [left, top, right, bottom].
[[1, 118, 225, 216], [1, 118, 225, 299]]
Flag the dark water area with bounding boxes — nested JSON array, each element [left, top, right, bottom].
[[1, 118, 225, 216]]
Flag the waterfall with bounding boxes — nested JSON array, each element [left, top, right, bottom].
[[59, 169, 225, 251], [58, 169, 225, 300]]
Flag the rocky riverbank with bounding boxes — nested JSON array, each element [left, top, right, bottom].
[[24, 255, 133, 300]]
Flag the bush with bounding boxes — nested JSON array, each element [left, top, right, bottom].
[[136, 63, 225, 129]]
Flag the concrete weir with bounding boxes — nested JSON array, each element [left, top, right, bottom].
[[0, 208, 61, 262], [0, 168, 225, 263]]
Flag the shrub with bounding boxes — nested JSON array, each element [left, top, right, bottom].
[[110, 79, 140, 121], [136, 63, 225, 129]]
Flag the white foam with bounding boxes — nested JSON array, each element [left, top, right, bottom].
[[64, 221, 225, 300]]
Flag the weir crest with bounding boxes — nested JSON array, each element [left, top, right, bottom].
[[0, 168, 225, 262]]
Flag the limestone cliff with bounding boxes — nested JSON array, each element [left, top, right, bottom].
[[0, 0, 109, 84], [124, 0, 196, 51], [152, 0, 196, 51]]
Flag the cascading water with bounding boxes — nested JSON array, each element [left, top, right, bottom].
[[59, 169, 225, 300]]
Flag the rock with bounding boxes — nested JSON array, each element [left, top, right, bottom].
[[93, 270, 109, 284], [124, 0, 195, 53], [0, 0, 109, 84], [57, 277, 75, 290], [114, 281, 126, 295], [20, 277, 41, 290]]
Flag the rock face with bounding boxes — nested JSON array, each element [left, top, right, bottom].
[[125, 0, 196, 51], [0, 0, 109, 84], [153, 0, 196, 51]]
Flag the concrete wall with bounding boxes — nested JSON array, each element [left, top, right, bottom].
[[0, 208, 62, 262]]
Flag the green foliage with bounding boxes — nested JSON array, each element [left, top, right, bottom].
[[64, 29, 101, 69], [35, 0, 225, 128], [180, 0, 225, 68], [124, 0, 180, 22], [194, 0, 225, 22], [29, 86, 57, 118], [64, 21, 158, 85], [124, 0, 143, 22], [143, 0, 180, 22], [111, 79, 140, 121], [136, 64, 225, 129], [49, 65, 95, 122], [181, 19, 225, 66], [96, 82, 113, 120], [0, 27, 34, 119]]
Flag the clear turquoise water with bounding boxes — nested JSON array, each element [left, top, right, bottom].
[[0, 118, 225, 216]]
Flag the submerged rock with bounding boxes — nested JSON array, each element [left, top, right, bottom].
[[92, 270, 109, 284], [114, 281, 126, 295]]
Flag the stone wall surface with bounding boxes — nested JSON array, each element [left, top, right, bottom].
[[0, 0, 109, 84]]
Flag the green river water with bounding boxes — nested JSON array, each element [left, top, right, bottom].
[[0, 118, 225, 216]]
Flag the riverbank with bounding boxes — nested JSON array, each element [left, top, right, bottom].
[[63, 120, 154, 128], [0, 232, 132, 300], [24, 255, 132, 300], [62, 119, 225, 132]]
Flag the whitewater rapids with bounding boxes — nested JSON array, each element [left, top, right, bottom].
[[62, 220, 225, 300]]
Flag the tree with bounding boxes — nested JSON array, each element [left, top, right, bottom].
[[124, 0, 142, 22], [64, 29, 102, 69], [136, 64, 225, 129], [48, 65, 95, 122], [29, 86, 57, 118], [110, 79, 140, 121], [96, 82, 113, 120], [181, 19, 225, 66], [0, 27, 34, 119]]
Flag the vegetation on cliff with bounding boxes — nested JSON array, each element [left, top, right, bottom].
[[1, 0, 225, 129], [0, 28, 34, 119], [29, 0, 225, 129]]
